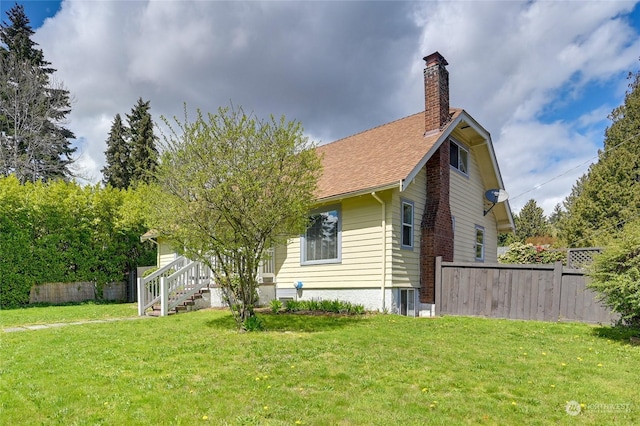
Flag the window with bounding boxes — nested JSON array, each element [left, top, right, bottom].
[[301, 206, 341, 264], [475, 225, 485, 261], [399, 288, 415, 317], [449, 139, 469, 175], [401, 200, 414, 249]]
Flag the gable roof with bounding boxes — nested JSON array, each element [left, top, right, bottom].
[[315, 109, 462, 200], [314, 108, 515, 232]]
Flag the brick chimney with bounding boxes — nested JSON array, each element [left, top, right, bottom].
[[420, 52, 454, 307], [423, 51, 450, 134]]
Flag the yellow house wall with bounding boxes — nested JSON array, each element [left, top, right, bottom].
[[275, 193, 392, 289], [158, 238, 177, 268], [390, 167, 427, 288], [449, 142, 499, 263]]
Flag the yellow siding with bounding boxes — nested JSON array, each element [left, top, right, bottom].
[[158, 238, 176, 268], [390, 167, 426, 288], [449, 143, 499, 263], [275, 193, 392, 289]]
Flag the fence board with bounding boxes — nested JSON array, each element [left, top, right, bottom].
[[435, 258, 617, 324]]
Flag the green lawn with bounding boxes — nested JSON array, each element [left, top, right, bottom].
[[0, 301, 138, 328], [1, 306, 638, 425]]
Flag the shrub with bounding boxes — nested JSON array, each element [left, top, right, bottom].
[[280, 298, 365, 315], [588, 220, 640, 327], [499, 242, 565, 264], [269, 299, 282, 314], [0, 177, 156, 308]]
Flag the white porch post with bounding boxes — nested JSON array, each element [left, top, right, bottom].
[[137, 277, 144, 316], [160, 276, 168, 317]]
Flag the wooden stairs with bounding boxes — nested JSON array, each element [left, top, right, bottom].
[[146, 287, 211, 317]]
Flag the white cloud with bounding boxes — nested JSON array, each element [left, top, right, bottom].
[[32, 0, 640, 214]]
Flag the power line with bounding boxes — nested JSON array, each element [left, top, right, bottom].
[[509, 132, 640, 203], [569, 211, 640, 248]]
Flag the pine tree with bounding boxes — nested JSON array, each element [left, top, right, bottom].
[[514, 199, 549, 242], [0, 3, 51, 71], [0, 4, 75, 183], [127, 98, 158, 184], [560, 69, 640, 247], [101, 114, 131, 188]]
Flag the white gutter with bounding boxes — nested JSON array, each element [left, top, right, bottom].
[[317, 182, 401, 205], [371, 192, 387, 312]]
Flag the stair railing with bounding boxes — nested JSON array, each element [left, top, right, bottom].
[[137, 256, 188, 315]]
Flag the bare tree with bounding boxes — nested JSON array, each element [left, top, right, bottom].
[[0, 52, 75, 182]]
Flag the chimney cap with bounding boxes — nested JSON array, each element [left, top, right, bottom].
[[423, 51, 448, 67]]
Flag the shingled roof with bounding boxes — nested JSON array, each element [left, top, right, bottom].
[[315, 108, 463, 200]]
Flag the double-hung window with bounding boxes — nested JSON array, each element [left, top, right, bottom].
[[401, 200, 414, 249], [475, 225, 485, 261], [450, 139, 469, 175], [301, 206, 341, 264]]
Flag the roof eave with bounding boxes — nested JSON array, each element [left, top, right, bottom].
[[316, 181, 402, 205], [401, 112, 465, 192]]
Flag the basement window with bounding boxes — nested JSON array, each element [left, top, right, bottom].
[[398, 288, 416, 317], [449, 139, 469, 175]]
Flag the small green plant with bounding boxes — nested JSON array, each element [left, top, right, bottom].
[[242, 315, 265, 332], [285, 300, 300, 312], [350, 304, 365, 315], [305, 299, 321, 311], [270, 299, 282, 314]]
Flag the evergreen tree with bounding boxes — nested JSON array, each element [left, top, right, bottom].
[[561, 69, 640, 247], [548, 203, 564, 226], [514, 199, 549, 242], [127, 98, 158, 184], [0, 4, 75, 182], [101, 114, 131, 188], [0, 3, 51, 72]]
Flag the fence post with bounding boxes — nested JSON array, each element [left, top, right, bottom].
[[137, 277, 144, 316], [160, 276, 168, 317], [435, 256, 442, 316], [550, 261, 563, 321]]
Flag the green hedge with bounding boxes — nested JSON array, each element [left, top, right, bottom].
[[0, 177, 155, 308]]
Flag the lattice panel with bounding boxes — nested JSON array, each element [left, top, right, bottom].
[[567, 248, 602, 269]]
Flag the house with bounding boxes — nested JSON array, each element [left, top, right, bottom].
[[143, 52, 514, 317]]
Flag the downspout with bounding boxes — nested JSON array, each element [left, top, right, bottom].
[[371, 192, 386, 312]]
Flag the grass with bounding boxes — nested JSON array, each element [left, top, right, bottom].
[[0, 301, 138, 328], [1, 306, 639, 425]]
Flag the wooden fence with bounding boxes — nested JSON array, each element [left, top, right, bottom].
[[435, 257, 617, 324], [29, 281, 126, 304]]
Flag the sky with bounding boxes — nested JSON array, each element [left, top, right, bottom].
[[3, 0, 640, 215]]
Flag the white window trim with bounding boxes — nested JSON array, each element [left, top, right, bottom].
[[401, 199, 414, 250], [450, 138, 469, 177], [398, 288, 416, 317], [475, 225, 485, 262], [300, 204, 342, 265]]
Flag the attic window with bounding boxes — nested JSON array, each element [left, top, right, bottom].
[[449, 139, 468, 175]]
